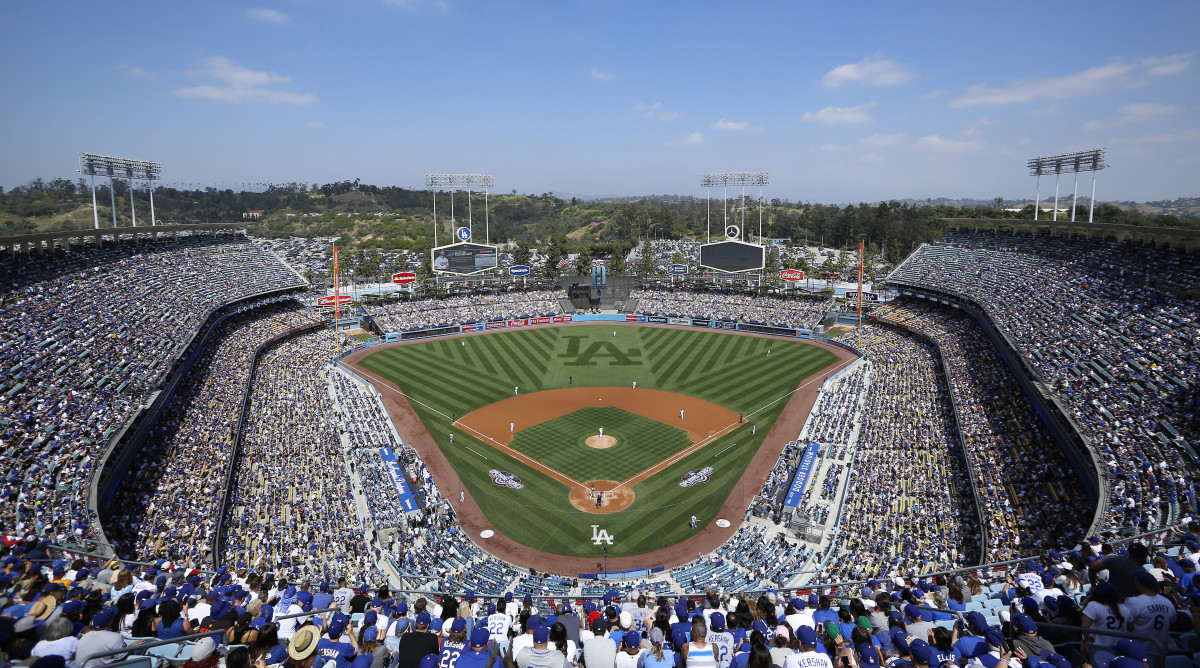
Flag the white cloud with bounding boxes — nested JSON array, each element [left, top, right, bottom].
[[1083, 102, 1182, 131], [634, 102, 680, 121], [663, 132, 705, 148], [949, 54, 1193, 108], [822, 55, 916, 87], [247, 8, 290, 23], [303, 121, 324, 128], [913, 134, 985, 153], [590, 67, 616, 81], [118, 64, 155, 77], [1142, 53, 1194, 77], [810, 143, 843, 153], [861, 153, 885, 165], [711, 118, 764, 132], [800, 102, 877, 125], [1118, 102, 1181, 119], [173, 56, 317, 105], [858, 132, 907, 147]]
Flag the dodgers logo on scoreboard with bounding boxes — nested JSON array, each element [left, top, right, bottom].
[[489, 470, 524, 489], [679, 466, 714, 487], [509, 265, 531, 276]]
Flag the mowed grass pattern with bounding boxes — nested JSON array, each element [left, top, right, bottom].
[[358, 325, 838, 558], [513, 407, 693, 482]]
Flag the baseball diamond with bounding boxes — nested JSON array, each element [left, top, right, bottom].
[[349, 323, 846, 565]]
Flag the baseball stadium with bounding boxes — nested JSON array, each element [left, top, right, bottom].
[[3, 11, 1200, 663], [2, 205, 1199, 667]]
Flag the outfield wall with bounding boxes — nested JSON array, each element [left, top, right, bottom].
[[334, 313, 824, 362]]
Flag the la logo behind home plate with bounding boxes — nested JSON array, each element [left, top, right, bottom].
[[591, 525, 614, 545]]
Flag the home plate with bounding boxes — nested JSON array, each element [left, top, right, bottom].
[[480, 530, 495, 538]]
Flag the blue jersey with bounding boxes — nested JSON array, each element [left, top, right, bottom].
[[315, 638, 356, 668], [450, 649, 491, 668]]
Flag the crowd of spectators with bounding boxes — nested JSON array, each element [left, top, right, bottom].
[[890, 230, 1199, 533], [801, 364, 868, 446], [0, 234, 302, 547], [220, 329, 374, 585], [104, 301, 321, 563], [825, 323, 980, 582], [369, 289, 561, 332], [631, 288, 831, 329], [873, 298, 1091, 562]]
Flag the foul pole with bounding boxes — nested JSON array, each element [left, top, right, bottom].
[[333, 244, 341, 357], [857, 241, 864, 348]]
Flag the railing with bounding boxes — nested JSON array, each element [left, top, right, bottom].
[[867, 315, 989, 563], [212, 320, 328, 566]]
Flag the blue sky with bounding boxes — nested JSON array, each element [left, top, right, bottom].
[[2, 1, 1197, 202]]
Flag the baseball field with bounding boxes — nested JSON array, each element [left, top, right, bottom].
[[355, 324, 839, 561]]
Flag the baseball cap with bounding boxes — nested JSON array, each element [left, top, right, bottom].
[[983, 627, 1005, 648], [62, 600, 85, 616], [419, 656, 439, 668], [790, 597, 805, 610], [363, 627, 379, 643], [470, 627, 491, 648], [965, 611, 987, 629], [533, 626, 550, 644], [904, 604, 921, 620], [1116, 640, 1148, 661], [624, 631, 641, 648], [649, 628, 665, 647], [415, 612, 432, 627], [857, 644, 880, 668], [451, 617, 466, 633], [910, 639, 932, 665], [1044, 655, 1071, 668], [709, 613, 726, 631], [486, 603, 496, 615], [91, 607, 118, 629], [1013, 614, 1037, 634], [1133, 570, 1158, 588], [619, 611, 632, 629], [364, 611, 378, 627], [796, 625, 817, 646], [526, 615, 543, 631], [397, 602, 409, 614]]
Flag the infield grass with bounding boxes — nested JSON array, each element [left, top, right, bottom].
[[358, 324, 837, 560]]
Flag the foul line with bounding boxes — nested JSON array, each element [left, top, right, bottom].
[[609, 355, 855, 492], [346, 364, 587, 490], [465, 447, 488, 460]]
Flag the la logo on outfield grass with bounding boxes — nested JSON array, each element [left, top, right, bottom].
[[591, 525, 614, 545]]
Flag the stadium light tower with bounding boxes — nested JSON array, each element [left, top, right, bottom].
[[78, 153, 163, 229], [700, 172, 770, 242], [424, 174, 496, 245], [1027, 149, 1107, 223]]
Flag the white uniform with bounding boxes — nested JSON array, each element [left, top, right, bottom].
[[486, 612, 510, 643], [1081, 601, 1132, 649], [1125, 594, 1176, 655], [705, 631, 735, 668], [784, 650, 834, 668]]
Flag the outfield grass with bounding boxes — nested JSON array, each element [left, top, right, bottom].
[[358, 324, 837, 560], [514, 406, 693, 482]]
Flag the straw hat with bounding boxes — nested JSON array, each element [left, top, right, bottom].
[[288, 626, 321, 661]]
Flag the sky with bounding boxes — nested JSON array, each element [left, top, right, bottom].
[[1, 1, 1197, 203]]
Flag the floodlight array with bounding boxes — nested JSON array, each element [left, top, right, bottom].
[[700, 172, 770, 187], [1027, 149, 1107, 176], [424, 174, 495, 188], [78, 152, 162, 181]]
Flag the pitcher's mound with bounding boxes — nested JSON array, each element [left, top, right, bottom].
[[585, 434, 617, 449], [569, 480, 635, 513]]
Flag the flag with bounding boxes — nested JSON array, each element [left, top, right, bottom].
[[556, 256, 569, 269]]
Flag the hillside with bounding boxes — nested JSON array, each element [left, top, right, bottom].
[[2, 179, 1194, 261]]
